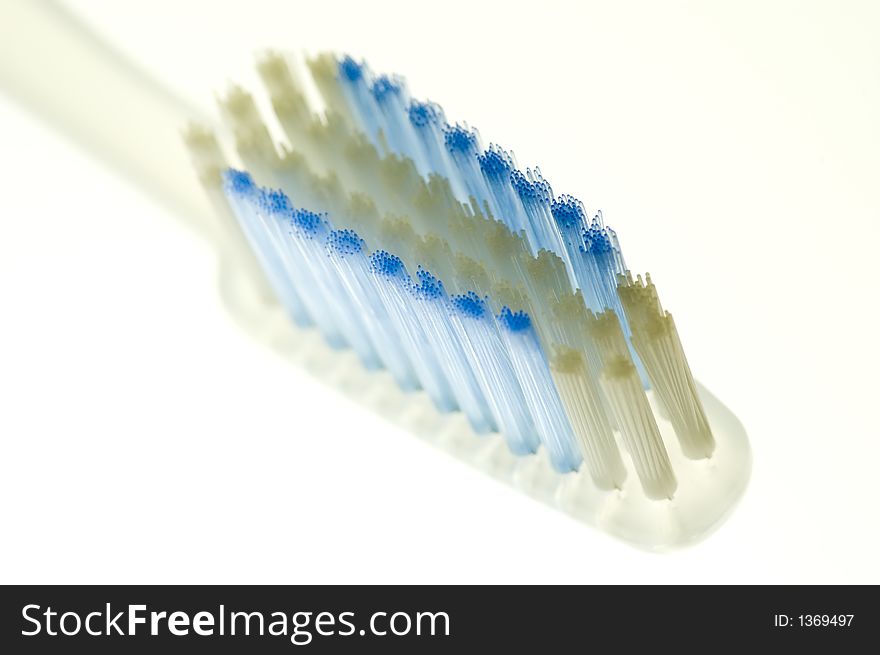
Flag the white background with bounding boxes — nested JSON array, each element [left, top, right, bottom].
[[1, 0, 878, 583]]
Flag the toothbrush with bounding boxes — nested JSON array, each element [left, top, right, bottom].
[[0, 2, 750, 549], [200, 53, 751, 548]]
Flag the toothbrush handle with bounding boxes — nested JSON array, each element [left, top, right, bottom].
[[0, 0, 217, 240]]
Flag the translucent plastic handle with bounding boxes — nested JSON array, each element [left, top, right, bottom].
[[0, 0, 216, 239]]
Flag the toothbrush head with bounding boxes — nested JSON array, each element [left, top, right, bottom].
[[195, 52, 751, 549]]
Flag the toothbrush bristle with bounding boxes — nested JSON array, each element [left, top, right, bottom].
[[291, 208, 325, 236], [413, 268, 445, 300], [327, 228, 364, 256], [498, 306, 532, 333], [443, 124, 478, 155], [407, 100, 442, 127], [370, 75, 402, 102], [369, 250, 407, 279], [450, 292, 486, 319], [224, 169, 256, 195], [338, 56, 364, 82], [259, 188, 293, 215], [550, 194, 586, 230], [476, 145, 513, 180]]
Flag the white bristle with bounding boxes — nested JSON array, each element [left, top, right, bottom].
[[618, 271, 715, 459], [600, 356, 677, 500], [550, 346, 627, 490]]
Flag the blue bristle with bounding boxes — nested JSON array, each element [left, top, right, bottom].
[[327, 228, 364, 256], [291, 208, 325, 236], [369, 252, 458, 413], [220, 172, 317, 331], [496, 305, 581, 471], [259, 188, 294, 216], [338, 55, 364, 82], [407, 269, 496, 432], [498, 307, 532, 333], [585, 219, 614, 255], [413, 268, 445, 300], [407, 100, 440, 128], [510, 169, 553, 202], [327, 54, 636, 278], [443, 124, 477, 155], [448, 291, 541, 454], [450, 292, 486, 319], [551, 195, 586, 230], [477, 145, 512, 180], [371, 75, 401, 103], [324, 224, 421, 389], [369, 250, 407, 279], [223, 169, 256, 196], [510, 170, 537, 200]]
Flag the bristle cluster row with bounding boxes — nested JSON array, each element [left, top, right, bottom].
[[226, 171, 575, 463], [192, 52, 715, 500]]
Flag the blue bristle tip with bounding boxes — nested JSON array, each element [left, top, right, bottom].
[[407, 101, 438, 128], [510, 169, 552, 202], [413, 269, 445, 299], [451, 292, 486, 319], [477, 146, 512, 179], [371, 75, 401, 102], [292, 208, 325, 235], [498, 306, 532, 332], [443, 124, 477, 155], [551, 195, 586, 229], [338, 56, 363, 82], [259, 188, 294, 215], [369, 250, 407, 278], [510, 170, 536, 199], [223, 169, 256, 195], [327, 228, 364, 255], [585, 220, 614, 254]]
